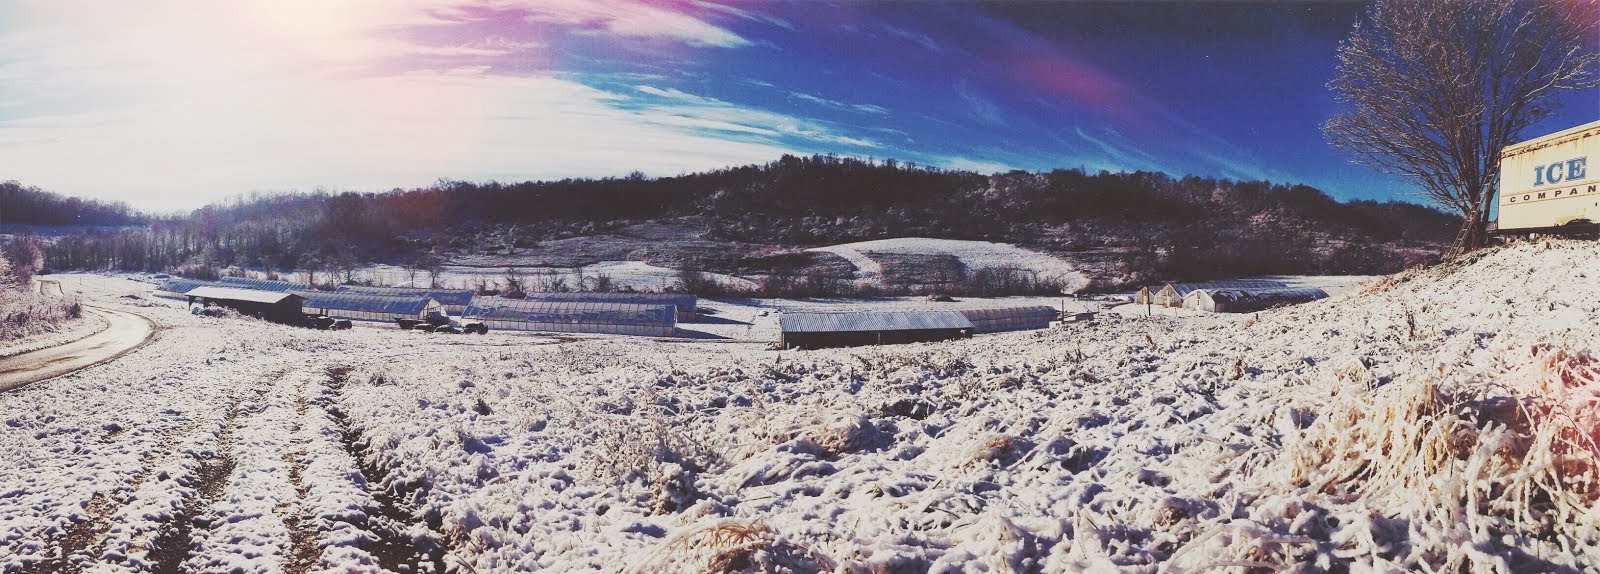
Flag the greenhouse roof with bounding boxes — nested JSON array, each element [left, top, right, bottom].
[[291, 291, 437, 315], [218, 277, 309, 292], [337, 285, 475, 306], [780, 311, 974, 333], [466, 301, 676, 326], [523, 292, 697, 312]]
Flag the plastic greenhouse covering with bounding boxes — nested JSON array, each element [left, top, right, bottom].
[[336, 286, 475, 308], [217, 277, 310, 292], [465, 301, 677, 336], [291, 291, 438, 318]]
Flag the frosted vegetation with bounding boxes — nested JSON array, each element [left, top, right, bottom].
[[1, 240, 1596, 572]]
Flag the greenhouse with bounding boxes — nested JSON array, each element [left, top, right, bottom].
[[1150, 280, 1288, 307], [464, 301, 677, 336], [337, 286, 475, 315], [960, 306, 1059, 333], [154, 278, 216, 299], [218, 277, 310, 292], [290, 291, 442, 322], [523, 292, 697, 321], [779, 311, 974, 349]]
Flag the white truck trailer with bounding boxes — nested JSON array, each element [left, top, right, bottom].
[[1493, 119, 1600, 236]]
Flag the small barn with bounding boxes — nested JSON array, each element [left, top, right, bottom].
[[1150, 280, 1289, 308], [463, 301, 677, 336], [960, 306, 1059, 334], [523, 292, 698, 321], [778, 311, 974, 349], [154, 278, 216, 300], [1182, 288, 1329, 313], [218, 277, 310, 292], [186, 286, 306, 324], [291, 291, 442, 322], [337, 286, 475, 315]]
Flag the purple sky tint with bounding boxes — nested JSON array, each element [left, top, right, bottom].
[[1, 1, 1595, 213]]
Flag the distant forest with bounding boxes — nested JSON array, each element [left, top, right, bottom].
[[2, 155, 1457, 291]]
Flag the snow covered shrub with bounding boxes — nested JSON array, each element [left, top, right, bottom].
[[1211, 342, 1600, 571], [0, 289, 83, 341], [627, 518, 836, 574]]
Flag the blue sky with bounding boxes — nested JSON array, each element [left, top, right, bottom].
[[1, 1, 1595, 213]]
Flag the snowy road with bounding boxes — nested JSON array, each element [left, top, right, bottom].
[[0, 305, 156, 392]]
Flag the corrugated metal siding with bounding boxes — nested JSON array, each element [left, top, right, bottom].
[[779, 311, 975, 333], [217, 277, 309, 292]]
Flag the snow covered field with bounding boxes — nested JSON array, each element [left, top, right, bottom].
[[807, 238, 1089, 290], [3, 240, 1598, 572]]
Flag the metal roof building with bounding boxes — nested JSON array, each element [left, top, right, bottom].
[[464, 301, 677, 336], [778, 311, 974, 349], [337, 286, 475, 314], [523, 292, 697, 321], [1150, 280, 1289, 308], [1182, 288, 1329, 313], [186, 286, 305, 324], [960, 306, 1059, 334], [217, 277, 310, 292], [291, 291, 442, 322], [154, 278, 216, 299]]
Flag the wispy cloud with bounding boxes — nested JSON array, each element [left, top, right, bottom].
[[633, 85, 879, 148], [956, 79, 1006, 127], [515, 0, 750, 47], [789, 92, 889, 116]]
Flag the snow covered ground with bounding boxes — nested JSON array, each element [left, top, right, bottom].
[[807, 237, 1089, 291], [3, 240, 1599, 572]]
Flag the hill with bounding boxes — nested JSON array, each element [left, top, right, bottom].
[[12, 155, 1459, 293]]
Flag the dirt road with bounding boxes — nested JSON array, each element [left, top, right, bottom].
[[0, 306, 156, 392]]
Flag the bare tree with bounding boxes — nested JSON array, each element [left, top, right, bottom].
[[1324, 0, 1598, 251]]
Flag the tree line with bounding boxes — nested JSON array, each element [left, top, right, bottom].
[[3, 154, 1458, 290]]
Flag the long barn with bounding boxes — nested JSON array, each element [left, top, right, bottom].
[[186, 286, 305, 324], [779, 311, 974, 349], [291, 291, 442, 322], [154, 278, 216, 300], [464, 301, 677, 336]]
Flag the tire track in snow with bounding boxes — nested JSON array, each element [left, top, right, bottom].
[[322, 365, 451, 574]]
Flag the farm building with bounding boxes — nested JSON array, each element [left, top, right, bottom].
[[154, 278, 216, 299], [185, 286, 306, 324], [1182, 288, 1329, 313], [960, 306, 1059, 333], [291, 291, 443, 322], [217, 277, 309, 292], [523, 292, 698, 321], [464, 301, 677, 336], [779, 311, 974, 349], [337, 286, 475, 315], [1148, 280, 1289, 307]]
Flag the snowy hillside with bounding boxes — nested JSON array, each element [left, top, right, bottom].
[[2, 239, 1597, 572], [807, 237, 1089, 290]]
